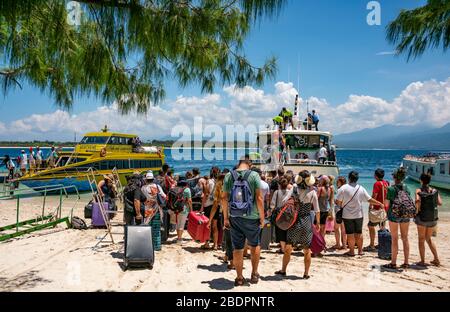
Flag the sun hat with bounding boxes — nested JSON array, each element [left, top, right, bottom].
[[145, 171, 155, 180], [295, 172, 316, 187], [104, 174, 114, 181]]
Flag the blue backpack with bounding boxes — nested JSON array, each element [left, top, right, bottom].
[[229, 170, 253, 217]]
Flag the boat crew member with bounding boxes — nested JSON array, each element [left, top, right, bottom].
[[318, 144, 328, 164], [35, 146, 43, 171], [279, 107, 293, 130], [312, 110, 320, 131], [28, 147, 36, 174], [19, 150, 27, 175]]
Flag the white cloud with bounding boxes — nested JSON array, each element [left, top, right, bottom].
[[0, 78, 449, 141]]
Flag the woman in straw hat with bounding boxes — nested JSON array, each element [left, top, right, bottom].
[[275, 170, 320, 279]]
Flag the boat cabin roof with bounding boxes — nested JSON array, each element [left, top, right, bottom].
[[257, 129, 333, 138], [83, 132, 136, 138]]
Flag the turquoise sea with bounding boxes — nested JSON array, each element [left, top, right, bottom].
[[1, 147, 449, 211]]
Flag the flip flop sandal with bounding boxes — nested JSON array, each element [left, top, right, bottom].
[[363, 246, 376, 252], [227, 264, 235, 270], [302, 275, 310, 280], [275, 270, 287, 276], [415, 262, 428, 267], [343, 252, 355, 257], [234, 278, 249, 287], [382, 263, 399, 270], [430, 260, 441, 267], [250, 273, 260, 284], [401, 264, 410, 269]]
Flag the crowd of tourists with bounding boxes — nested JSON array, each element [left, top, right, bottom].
[[121, 157, 442, 286], [2, 146, 58, 180]]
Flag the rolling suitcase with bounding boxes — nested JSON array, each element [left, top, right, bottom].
[[161, 209, 170, 243], [188, 212, 210, 243], [260, 219, 272, 250], [124, 225, 154, 270], [92, 202, 110, 227], [378, 228, 392, 260]]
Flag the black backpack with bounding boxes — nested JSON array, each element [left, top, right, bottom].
[[418, 188, 439, 222], [71, 216, 88, 230], [167, 187, 187, 214]]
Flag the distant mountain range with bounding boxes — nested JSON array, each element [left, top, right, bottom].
[[334, 123, 450, 150]]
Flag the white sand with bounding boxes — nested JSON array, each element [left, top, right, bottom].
[[0, 193, 449, 292]]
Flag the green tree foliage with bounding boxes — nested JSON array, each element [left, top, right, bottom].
[[387, 0, 450, 60], [0, 0, 286, 113]]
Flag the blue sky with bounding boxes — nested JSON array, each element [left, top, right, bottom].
[[0, 0, 449, 140]]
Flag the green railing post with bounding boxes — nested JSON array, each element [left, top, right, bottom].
[[59, 188, 63, 220], [16, 196, 20, 233], [42, 189, 47, 224]]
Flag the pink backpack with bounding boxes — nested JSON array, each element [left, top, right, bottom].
[[311, 225, 326, 254]]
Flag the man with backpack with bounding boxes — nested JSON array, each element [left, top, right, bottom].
[[222, 156, 265, 287], [123, 174, 148, 226], [167, 176, 193, 244]]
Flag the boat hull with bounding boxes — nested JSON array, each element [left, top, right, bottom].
[[403, 158, 450, 191], [20, 177, 92, 192]]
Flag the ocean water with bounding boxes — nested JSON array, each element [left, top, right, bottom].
[[2, 147, 449, 210]]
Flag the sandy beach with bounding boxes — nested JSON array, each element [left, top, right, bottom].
[[0, 193, 449, 292]]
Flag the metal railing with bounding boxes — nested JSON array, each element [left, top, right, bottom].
[[0, 184, 81, 242]]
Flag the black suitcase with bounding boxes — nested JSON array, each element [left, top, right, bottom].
[[378, 229, 392, 260], [161, 209, 170, 243], [84, 201, 94, 219], [124, 225, 155, 270], [260, 219, 272, 250]]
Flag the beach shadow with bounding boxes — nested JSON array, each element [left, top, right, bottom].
[[197, 263, 228, 273], [110, 251, 124, 260], [261, 274, 303, 282], [371, 265, 404, 273], [182, 246, 211, 254], [0, 270, 51, 291], [407, 264, 429, 271], [201, 278, 237, 290]]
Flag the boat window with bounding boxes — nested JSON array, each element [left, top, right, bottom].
[[108, 136, 130, 145], [427, 167, 434, 176], [129, 159, 162, 169], [440, 163, 445, 175], [100, 161, 108, 170], [80, 136, 109, 144], [415, 165, 418, 173], [285, 135, 323, 149]]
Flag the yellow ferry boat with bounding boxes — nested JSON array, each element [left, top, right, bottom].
[[17, 127, 164, 192]]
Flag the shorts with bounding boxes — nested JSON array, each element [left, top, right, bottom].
[[343, 218, 363, 235], [204, 205, 219, 220], [230, 217, 261, 250], [368, 220, 385, 227], [176, 214, 188, 231], [314, 211, 329, 225], [275, 224, 287, 243], [414, 216, 437, 228], [387, 209, 410, 224]]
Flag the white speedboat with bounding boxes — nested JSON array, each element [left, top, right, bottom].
[[403, 153, 450, 190]]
